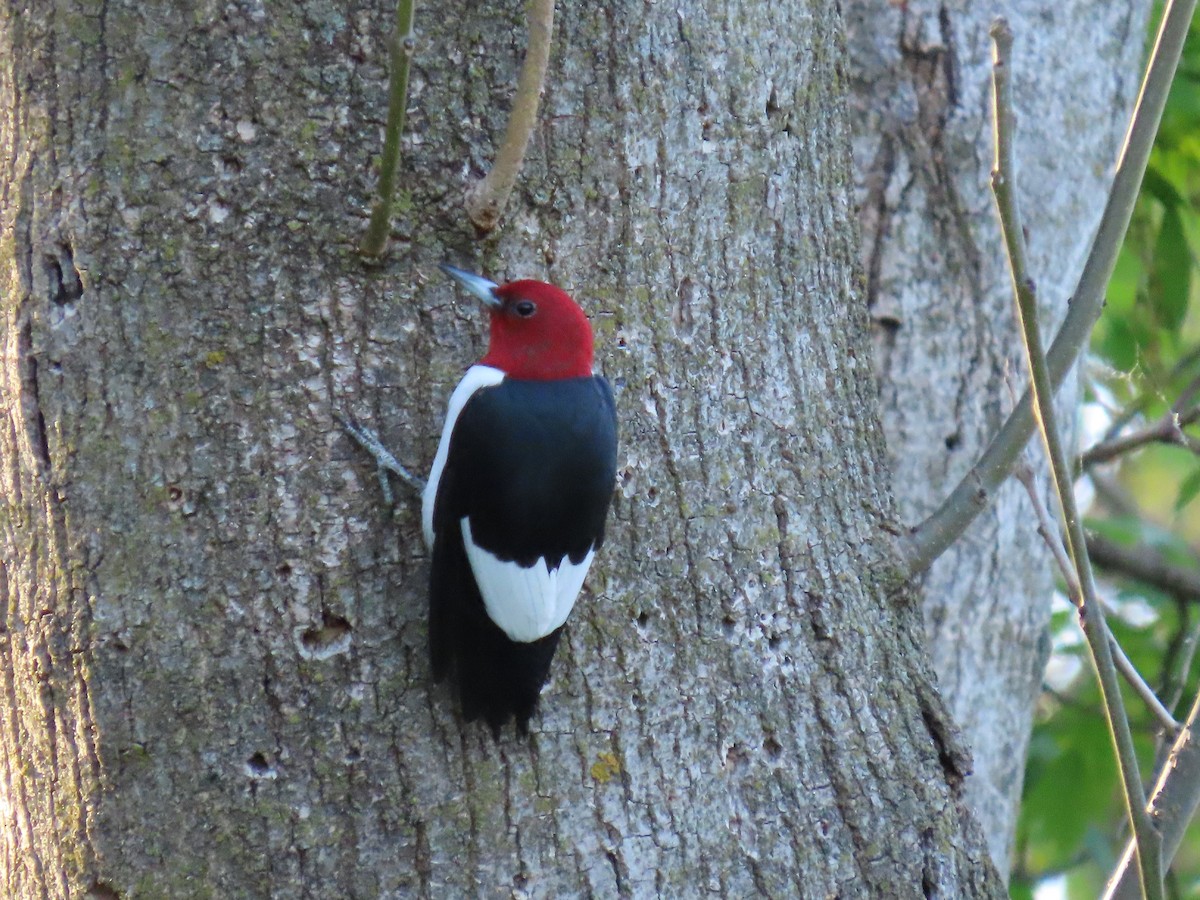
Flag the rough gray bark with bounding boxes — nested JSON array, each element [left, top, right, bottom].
[[844, 0, 1148, 872], [0, 1, 1009, 897]]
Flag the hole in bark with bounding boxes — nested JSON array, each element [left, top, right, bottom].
[[763, 735, 783, 759], [767, 633, 781, 650], [299, 612, 353, 659], [766, 85, 781, 116], [245, 752, 275, 778], [724, 743, 750, 769], [277, 561, 293, 577], [635, 610, 650, 628], [944, 432, 961, 451], [43, 244, 84, 306], [875, 314, 901, 335], [87, 882, 121, 900]]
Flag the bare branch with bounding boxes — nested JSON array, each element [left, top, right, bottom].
[[1087, 532, 1200, 605], [464, 0, 555, 232], [1080, 405, 1200, 468], [1109, 638, 1181, 737], [359, 0, 419, 258], [1105, 686, 1200, 899], [898, 0, 1197, 578], [987, 19, 1162, 896], [1015, 464, 1180, 734], [1013, 461, 1079, 596]]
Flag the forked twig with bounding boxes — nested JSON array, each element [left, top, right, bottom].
[[1015, 462, 1180, 735], [900, 0, 1197, 579]]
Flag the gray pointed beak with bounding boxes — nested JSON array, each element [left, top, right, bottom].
[[439, 263, 502, 309]]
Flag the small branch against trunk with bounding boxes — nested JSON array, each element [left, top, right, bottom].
[[464, 0, 555, 233], [988, 19, 1163, 898], [359, 0, 418, 259], [897, 0, 1197, 578]]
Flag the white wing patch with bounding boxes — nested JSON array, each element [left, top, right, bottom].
[[422, 365, 506, 550], [462, 518, 595, 643]]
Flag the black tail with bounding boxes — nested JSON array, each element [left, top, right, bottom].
[[429, 525, 564, 736], [455, 623, 563, 737]]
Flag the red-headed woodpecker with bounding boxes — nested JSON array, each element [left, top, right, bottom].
[[345, 265, 618, 736]]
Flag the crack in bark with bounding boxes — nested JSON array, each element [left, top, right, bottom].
[[918, 681, 972, 792], [17, 317, 51, 471], [645, 366, 704, 632], [861, 132, 898, 325]]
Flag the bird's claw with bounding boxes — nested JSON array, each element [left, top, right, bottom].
[[336, 413, 426, 505]]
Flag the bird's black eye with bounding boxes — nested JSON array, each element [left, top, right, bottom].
[[513, 299, 537, 318]]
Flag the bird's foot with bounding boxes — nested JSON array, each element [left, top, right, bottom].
[[335, 413, 426, 505]]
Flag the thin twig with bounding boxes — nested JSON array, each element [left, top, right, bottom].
[[1110, 637, 1181, 736], [464, 0, 555, 232], [1104, 352, 1200, 443], [1080, 405, 1200, 468], [988, 20, 1162, 897], [1164, 612, 1200, 716], [1087, 532, 1200, 605], [1014, 461, 1079, 592], [1155, 603, 1197, 771], [1015, 463, 1180, 734], [1105, 686, 1200, 899], [359, 0, 418, 258], [898, 0, 1197, 578]]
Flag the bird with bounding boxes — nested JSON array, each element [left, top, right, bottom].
[[341, 264, 618, 736]]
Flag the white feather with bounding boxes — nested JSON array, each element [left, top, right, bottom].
[[422, 365, 506, 550], [462, 518, 596, 643]]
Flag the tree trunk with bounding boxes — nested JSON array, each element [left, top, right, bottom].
[[845, 0, 1148, 870], [0, 1, 1009, 896]]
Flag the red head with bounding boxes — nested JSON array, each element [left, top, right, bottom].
[[440, 265, 594, 381]]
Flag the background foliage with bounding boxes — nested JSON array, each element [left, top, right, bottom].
[[1012, 10, 1200, 898]]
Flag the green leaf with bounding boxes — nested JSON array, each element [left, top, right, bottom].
[[1149, 205, 1192, 333], [1105, 243, 1144, 317], [1095, 315, 1140, 372], [1019, 710, 1119, 872], [1142, 166, 1186, 209], [1084, 515, 1143, 546], [1177, 465, 1200, 511]]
